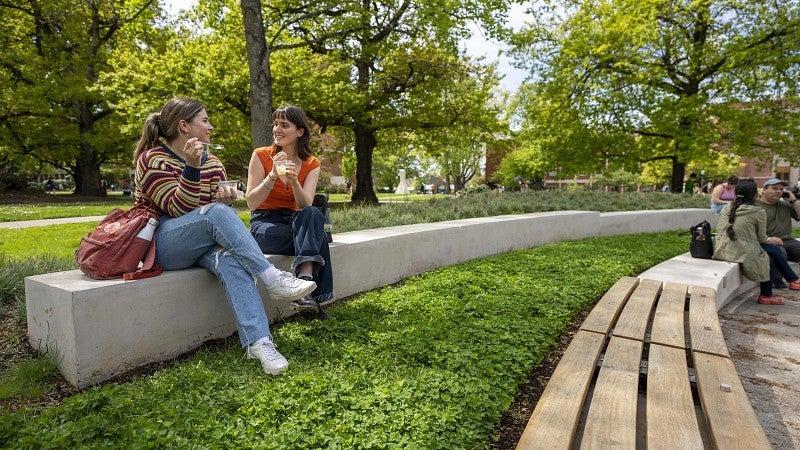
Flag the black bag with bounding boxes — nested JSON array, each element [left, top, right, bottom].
[[313, 193, 333, 243], [689, 220, 714, 259]]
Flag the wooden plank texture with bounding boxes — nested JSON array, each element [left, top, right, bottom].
[[579, 337, 643, 449], [580, 277, 639, 335], [516, 330, 606, 450], [613, 279, 662, 341], [689, 285, 730, 358], [649, 281, 688, 349], [646, 344, 703, 449], [693, 352, 772, 450]]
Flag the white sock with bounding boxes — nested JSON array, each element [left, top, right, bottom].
[[257, 266, 282, 286], [252, 336, 271, 346]]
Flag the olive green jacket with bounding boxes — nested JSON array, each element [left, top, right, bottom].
[[712, 204, 770, 282]]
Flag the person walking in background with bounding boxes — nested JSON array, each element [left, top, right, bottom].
[[246, 105, 334, 319], [712, 179, 800, 305], [756, 178, 800, 289], [134, 97, 315, 375], [710, 176, 738, 213], [684, 173, 697, 194]]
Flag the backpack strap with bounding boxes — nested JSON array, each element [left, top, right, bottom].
[[123, 240, 163, 281]]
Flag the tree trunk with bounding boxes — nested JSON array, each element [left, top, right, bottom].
[[671, 158, 686, 194], [241, 0, 273, 148], [75, 143, 105, 196], [73, 101, 105, 196], [351, 123, 378, 205]]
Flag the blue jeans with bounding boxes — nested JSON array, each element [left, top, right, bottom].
[[250, 206, 333, 303], [761, 243, 799, 297], [153, 203, 272, 348]]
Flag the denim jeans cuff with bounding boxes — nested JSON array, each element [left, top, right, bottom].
[[292, 255, 325, 272]]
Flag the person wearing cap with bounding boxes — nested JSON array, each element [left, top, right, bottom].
[[714, 179, 800, 305], [756, 178, 800, 288], [710, 175, 739, 213]]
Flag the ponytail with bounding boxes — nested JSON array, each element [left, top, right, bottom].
[[132, 97, 205, 166], [726, 196, 744, 240], [133, 113, 161, 165]]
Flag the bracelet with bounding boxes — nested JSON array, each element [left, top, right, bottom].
[[262, 177, 273, 190]]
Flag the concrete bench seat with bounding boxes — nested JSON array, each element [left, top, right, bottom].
[[516, 277, 772, 449], [25, 208, 717, 388]]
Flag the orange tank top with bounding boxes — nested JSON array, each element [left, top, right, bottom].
[[254, 146, 320, 211]]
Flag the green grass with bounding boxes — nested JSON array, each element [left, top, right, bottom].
[[0, 190, 710, 447], [0, 231, 687, 448]]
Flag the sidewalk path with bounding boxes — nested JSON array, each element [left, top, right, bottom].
[[719, 287, 800, 449], [0, 216, 105, 229]]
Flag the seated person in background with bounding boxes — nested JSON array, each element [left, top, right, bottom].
[[710, 176, 738, 213], [713, 179, 800, 305], [756, 178, 800, 288], [246, 105, 334, 319]]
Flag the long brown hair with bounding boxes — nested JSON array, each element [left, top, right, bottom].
[[726, 179, 757, 241], [133, 98, 205, 165], [272, 105, 313, 160]]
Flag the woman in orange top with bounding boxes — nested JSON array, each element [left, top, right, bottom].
[[246, 105, 333, 317]]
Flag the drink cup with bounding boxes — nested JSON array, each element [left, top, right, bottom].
[[216, 180, 243, 199], [274, 160, 288, 176]]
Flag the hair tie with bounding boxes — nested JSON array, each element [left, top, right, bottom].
[[155, 114, 166, 137]]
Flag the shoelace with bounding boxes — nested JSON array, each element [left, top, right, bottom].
[[246, 340, 282, 360], [258, 341, 282, 360], [278, 271, 302, 287]]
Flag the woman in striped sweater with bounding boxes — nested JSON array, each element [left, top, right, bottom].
[[133, 97, 315, 376]]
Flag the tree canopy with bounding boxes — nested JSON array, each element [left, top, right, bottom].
[[0, 0, 164, 195], [508, 0, 800, 191]]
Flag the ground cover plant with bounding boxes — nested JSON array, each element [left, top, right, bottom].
[[1, 231, 688, 448], [0, 190, 712, 446]]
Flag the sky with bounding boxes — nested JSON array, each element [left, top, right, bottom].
[[164, 0, 529, 92]]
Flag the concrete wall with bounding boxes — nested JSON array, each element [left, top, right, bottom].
[[26, 208, 719, 388]]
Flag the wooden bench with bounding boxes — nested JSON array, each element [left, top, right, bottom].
[[516, 277, 771, 449]]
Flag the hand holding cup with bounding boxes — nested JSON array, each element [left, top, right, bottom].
[[215, 180, 243, 203]]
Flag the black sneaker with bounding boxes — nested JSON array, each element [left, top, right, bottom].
[[291, 296, 320, 313]]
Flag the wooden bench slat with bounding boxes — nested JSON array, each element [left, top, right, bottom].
[[579, 337, 643, 449], [649, 282, 688, 349], [693, 352, 772, 449], [580, 277, 639, 335], [516, 330, 606, 450], [689, 285, 730, 358], [613, 279, 662, 341], [646, 344, 704, 449]]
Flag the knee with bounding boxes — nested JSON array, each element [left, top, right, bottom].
[[298, 205, 323, 223], [203, 203, 239, 222]]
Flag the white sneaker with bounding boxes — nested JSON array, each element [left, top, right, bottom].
[[264, 270, 316, 301], [246, 337, 288, 375]]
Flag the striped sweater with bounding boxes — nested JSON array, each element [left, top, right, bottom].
[[134, 144, 228, 217]]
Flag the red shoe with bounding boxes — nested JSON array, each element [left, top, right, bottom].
[[758, 295, 785, 305], [788, 281, 800, 291]]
